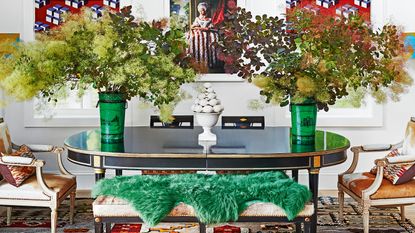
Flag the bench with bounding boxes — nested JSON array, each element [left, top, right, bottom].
[[93, 196, 314, 233]]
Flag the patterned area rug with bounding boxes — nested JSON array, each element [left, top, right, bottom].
[[0, 197, 414, 232]]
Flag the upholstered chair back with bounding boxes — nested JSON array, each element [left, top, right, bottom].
[[402, 118, 415, 155], [0, 121, 12, 155]]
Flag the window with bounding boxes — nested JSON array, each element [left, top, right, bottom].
[[24, 89, 101, 127]]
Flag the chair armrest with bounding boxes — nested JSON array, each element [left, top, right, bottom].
[[384, 155, 415, 165], [0, 159, 44, 168], [12, 143, 57, 153], [0, 159, 57, 198], [12, 143, 72, 176], [362, 159, 385, 199], [26, 144, 55, 152], [361, 144, 392, 152], [351, 142, 402, 153], [342, 141, 403, 176], [1, 156, 33, 165]]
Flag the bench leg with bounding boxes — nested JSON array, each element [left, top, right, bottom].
[[295, 222, 302, 233], [199, 222, 206, 233], [95, 222, 103, 233], [304, 221, 311, 233], [6, 207, 11, 226], [105, 222, 112, 233]]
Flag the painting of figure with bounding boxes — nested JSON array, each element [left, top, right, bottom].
[[171, 0, 238, 73]]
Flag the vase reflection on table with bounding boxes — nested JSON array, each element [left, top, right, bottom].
[[101, 141, 125, 153]]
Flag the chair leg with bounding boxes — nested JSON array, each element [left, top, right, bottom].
[[70, 191, 76, 224], [6, 207, 11, 226], [362, 203, 370, 233], [51, 209, 58, 233], [199, 222, 206, 233], [401, 205, 406, 221], [338, 190, 344, 222]]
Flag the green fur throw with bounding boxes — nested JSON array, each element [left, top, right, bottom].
[[92, 171, 311, 226]]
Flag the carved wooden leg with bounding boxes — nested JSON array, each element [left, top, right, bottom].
[[199, 222, 206, 233], [51, 209, 58, 233], [362, 202, 370, 233], [401, 205, 406, 221], [292, 169, 299, 182], [105, 222, 112, 233], [95, 222, 103, 233], [309, 170, 319, 233], [304, 220, 311, 233], [95, 218, 103, 233], [70, 191, 76, 224], [338, 190, 344, 222], [295, 222, 302, 233], [6, 207, 11, 226]]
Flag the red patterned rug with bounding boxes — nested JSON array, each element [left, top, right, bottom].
[[0, 197, 414, 232]]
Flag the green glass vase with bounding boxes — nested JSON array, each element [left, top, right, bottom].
[[290, 99, 317, 145], [101, 141, 125, 153], [98, 93, 126, 143]]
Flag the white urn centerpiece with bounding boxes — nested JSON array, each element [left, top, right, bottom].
[[191, 83, 224, 141]]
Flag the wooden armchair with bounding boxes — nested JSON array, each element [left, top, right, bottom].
[[0, 125, 76, 233], [337, 141, 415, 233]]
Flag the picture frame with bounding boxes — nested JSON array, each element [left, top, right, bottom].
[[169, 0, 247, 82]]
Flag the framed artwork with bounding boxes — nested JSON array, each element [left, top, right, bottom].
[[0, 34, 20, 54], [285, 0, 371, 22], [404, 33, 415, 59], [34, 0, 120, 33], [170, 0, 245, 81]]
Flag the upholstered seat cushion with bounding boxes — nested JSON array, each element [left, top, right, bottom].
[[93, 196, 314, 218], [339, 172, 415, 199], [0, 173, 76, 200]]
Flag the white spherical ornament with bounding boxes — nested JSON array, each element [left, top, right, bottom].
[[194, 99, 199, 105], [202, 105, 213, 113], [206, 88, 214, 93], [207, 93, 216, 99], [194, 105, 203, 113], [213, 105, 223, 113], [198, 93, 206, 99], [203, 83, 212, 88], [199, 99, 208, 106], [208, 99, 218, 106]]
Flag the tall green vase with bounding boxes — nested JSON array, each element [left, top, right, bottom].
[[290, 99, 317, 145], [98, 93, 126, 143]]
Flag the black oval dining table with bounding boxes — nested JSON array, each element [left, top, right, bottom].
[[64, 126, 350, 233]]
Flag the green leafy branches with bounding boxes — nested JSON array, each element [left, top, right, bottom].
[[216, 8, 412, 110], [0, 7, 198, 121]]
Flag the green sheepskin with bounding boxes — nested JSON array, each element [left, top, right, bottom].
[[92, 171, 312, 226]]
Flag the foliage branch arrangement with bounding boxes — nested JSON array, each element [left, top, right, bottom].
[[216, 8, 412, 110], [0, 7, 199, 121]]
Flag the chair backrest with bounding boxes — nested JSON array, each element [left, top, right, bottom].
[[402, 118, 415, 155], [221, 116, 265, 129], [150, 115, 194, 129]]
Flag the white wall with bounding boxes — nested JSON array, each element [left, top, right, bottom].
[[1, 0, 415, 190]]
